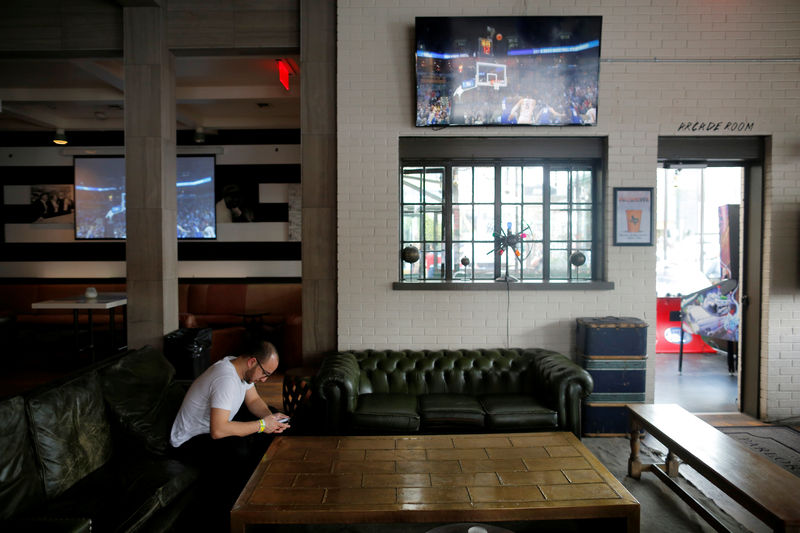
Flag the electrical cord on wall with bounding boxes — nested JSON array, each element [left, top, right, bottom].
[[488, 221, 532, 350], [506, 278, 511, 349]]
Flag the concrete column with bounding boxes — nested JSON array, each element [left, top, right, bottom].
[[123, 4, 178, 350], [301, 0, 337, 366]]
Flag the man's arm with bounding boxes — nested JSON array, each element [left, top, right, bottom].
[[244, 386, 272, 419], [209, 408, 263, 439], [244, 387, 290, 424], [208, 387, 289, 439], [209, 406, 289, 439]]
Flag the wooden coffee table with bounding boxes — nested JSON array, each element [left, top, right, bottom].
[[231, 432, 639, 532]]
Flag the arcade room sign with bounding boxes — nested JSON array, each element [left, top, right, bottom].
[[677, 121, 754, 132]]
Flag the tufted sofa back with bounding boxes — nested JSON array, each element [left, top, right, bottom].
[[353, 348, 538, 397]]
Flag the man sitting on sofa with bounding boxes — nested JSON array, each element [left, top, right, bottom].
[[170, 338, 290, 516]]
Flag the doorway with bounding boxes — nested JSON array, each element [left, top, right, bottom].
[[654, 135, 765, 416], [654, 164, 743, 412]]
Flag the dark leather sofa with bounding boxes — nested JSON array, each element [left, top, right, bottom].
[[0, 346, 197, 532], [314, 348, 594, 437]]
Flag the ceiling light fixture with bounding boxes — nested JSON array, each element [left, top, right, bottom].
[[53, 128, 68, 145]]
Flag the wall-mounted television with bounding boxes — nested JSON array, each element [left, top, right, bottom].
[[74, 155, 216, 239], [415, 16, 601, 127]]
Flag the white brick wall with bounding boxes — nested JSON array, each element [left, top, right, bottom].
[[337, 0, 800, 418]]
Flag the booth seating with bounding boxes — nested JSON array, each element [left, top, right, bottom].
[[0, 346, 198, 532], [313, 348, 594, 437], [0, 282, 126, 327], [178, 282, 302, 367], [0, 283, 128, 360], [0, 281, 302, 367]]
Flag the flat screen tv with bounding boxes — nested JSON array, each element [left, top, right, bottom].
[[74, 155, 216, 239], [415, 16, 601, 127]]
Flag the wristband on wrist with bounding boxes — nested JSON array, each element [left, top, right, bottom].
[[258, 418, 265, 433]]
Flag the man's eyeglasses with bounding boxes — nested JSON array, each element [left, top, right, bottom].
[[254, 358, 273, 379]]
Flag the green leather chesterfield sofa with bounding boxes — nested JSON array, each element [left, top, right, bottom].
[[0, 346, 197, 532], [313, 348, 594, 437]]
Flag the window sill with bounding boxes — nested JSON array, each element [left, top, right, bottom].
[[392, 280, 615, 291]]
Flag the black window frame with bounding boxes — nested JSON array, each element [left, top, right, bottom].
[[399, 156, 605, 285]]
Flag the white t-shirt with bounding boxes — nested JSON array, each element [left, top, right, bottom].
[[170, 356, 254, 447]]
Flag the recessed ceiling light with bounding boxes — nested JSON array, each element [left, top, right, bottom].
[[52, 128, 67, 145]]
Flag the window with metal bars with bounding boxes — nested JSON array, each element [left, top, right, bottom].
[[400, 159, 601, 283]]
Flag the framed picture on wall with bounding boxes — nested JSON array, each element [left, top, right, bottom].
[[613, 187, 653, 246], [30, 184, 75, 224], [216, 182, 256, 223]]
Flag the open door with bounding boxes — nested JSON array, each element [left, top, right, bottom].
[[657, 136, 764, 414], [741, 162, 763, 417], [656, 164, 742, 412]]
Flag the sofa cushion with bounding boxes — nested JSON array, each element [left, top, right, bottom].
[[352, 394, 420, 432], [27, 371, 113, 499], [419, 394, 485, 428], [479, 394, 558, 430], [41, 456, 198, 532], [0, 396, 44, 521], [100, 346, 185, 456]]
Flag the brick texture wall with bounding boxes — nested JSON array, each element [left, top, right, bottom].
[[336, 0, 800, 419]]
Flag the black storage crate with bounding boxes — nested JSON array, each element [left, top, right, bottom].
[[583, 404, 636, 436], [577, 316, 648, 436], [577, 316, 647, 356]]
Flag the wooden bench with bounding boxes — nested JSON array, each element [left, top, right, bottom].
[[627, 403, 800, 533]]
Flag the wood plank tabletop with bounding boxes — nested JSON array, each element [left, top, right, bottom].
[[231, 432, 639, 532], [628, 403, 800, 529]]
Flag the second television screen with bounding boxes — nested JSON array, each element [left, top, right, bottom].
[[75, 156, 216, 239], [415, 16, 602, 127]]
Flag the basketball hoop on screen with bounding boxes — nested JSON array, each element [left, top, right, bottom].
[[475, 62, 508, 90]]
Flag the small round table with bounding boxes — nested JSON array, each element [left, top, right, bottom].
[[281, 367, 316, 416]]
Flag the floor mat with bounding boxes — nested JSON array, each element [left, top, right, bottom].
[[718, 426, 800, 477]]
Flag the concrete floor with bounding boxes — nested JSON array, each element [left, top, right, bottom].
[[654, 351, 739, 412]]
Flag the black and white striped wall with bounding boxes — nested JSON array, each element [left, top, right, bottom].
[[0, 130, 300, 280]]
